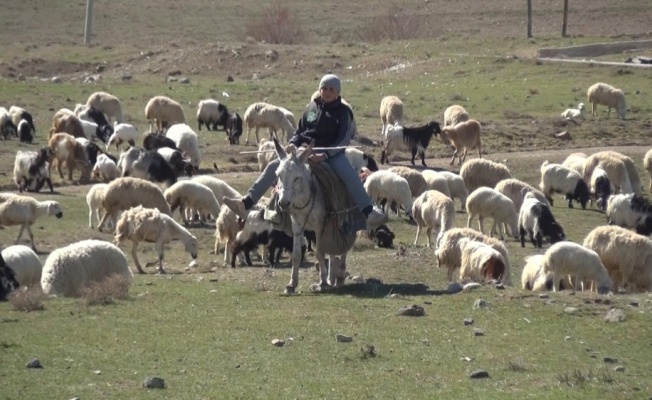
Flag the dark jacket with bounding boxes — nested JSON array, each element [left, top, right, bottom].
[[289, 97, 354, 158]]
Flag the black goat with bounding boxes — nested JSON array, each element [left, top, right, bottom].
[[143, 132, 178, 151], [122, 147, 178, 187], [380, 120, 441, 167], [226, 112, 243, 145], [231, 229, 306, 268]]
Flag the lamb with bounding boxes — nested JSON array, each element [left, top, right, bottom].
[[17, 120, 33, 143], [48, 132, 91, 182], [421, 170, 452, 197], [439, 119, 482, 165], [156, 147, 193, 177], [380, 121, 441, 167], [8, 106, 36, 136], [1, 245, 42, 287], [97, 177, 172, 232], [460, 158, 512, 193], [539, 160, 590, 209], [606, 193, 652, 236], [257, 140, 278, 171], [165, 123, 201, 168], [644, 148, 652, 192], [196, 99, 227, 131], [443, 104, 470, 127], [214, 204, 244, 266], [0, 196, 63, 252], [438, 171, 469, 211], [226, 112, 243, 145], [243, 102, 295, 144], [388, 166, 428, 198], [561, 102, 585, 121], [50, 111, 85, 139], [542, 241, 612, 294], [40, 240, 132, 297], [587, 82, 627, 120], [13, 147, 54, 193], [435, 228, 512, 285], [411, 190, 455, 248], [590, 167, 611, 211], [145, 95, 186, 132], [458, 238, 506, 283], [363, 170, 413, 218], [163, 181, 221, 225], [86, 183, 108, 228], [107, 123, 139, 150], [143, 132, 178, 151], [118, 147, 178, 187], [518, 192, 565, 248], [344, 148, 379, 172], [494, 178, 550, 213], [465, 187, 518, 240], [91, 153, 120, 182], [561, 152, 587, 177], [115, 206, 198, 274], [583, 152, 632, 194], [379, 96, 404, 137], [86, 91, 124, 123]]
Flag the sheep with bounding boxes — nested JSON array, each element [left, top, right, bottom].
[[443, 104, 470, 127], [13, 147, 53, 193], [344, 148, 379, 172], [115, 206, 198, 274], [518, 192, 565, 248], [76, 137, 107, 167], [107, 123, 139, 150], [590, 167, 611, 211], [561, 152, 587, 177], [50, 111, 85, 139], [0, 107, 18, 139], [214, 204, 244, 266], [587, 82, 627, 120], [143, 132, 178, 151], [542, 241, 612, 294], [411, 190, 455, 248], [145, 95, 186, 133], [494, 178, 550, 213], [421, 170, 452, 198], [460, 158, 512, 193], [79, 119, 106, 142], [597, 151, 642, 194], [92, 153, 120, 182], [118, 147, 178, 187], [645, 148, 652, 192], [539, 160, 590, 209], [458, 238, 506, 283], [438, 171, 469, 211], [465, 187, 518, 240], [8, 106, 36, 136], [226, 112, 243, 145], [379, 96, 404, 137], [380, 121, 441, 167], [86, 183, 108, 229], [17, 120, 33, 143], [439, 119, 482, 166], [86, 91, 124, 123], [0, 253, 20, 301], [583, 152, 632, 194], [156, 147, 193, 177], [257, 140, 278, 171], [165, 123, 201, 169], [388, 166, 428, 198], [435, 228, 512, 285], [561, 102, 585, 122], [278, 106, 297, 130], [196, 99, 227, 131], [40, 240, 132, 297], [1, 245, 42, 287], [97, 177, 172, 232], [243, 102, 295, 144], [367, 224, 395, 248], [48, 132, 91, 182], [0, 196, 63, 252], [363, 170, 413, 218], [190, 175, 240, 222], [606, 193, 652, 236], [163, 181, 221, 226], [76, 104, 111, 129], [522, 255, 552, 291]]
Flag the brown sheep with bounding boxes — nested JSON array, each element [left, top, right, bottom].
[[47, 133, 91, 182], [50, 111, 85, 139]]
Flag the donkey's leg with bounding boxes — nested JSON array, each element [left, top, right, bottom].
[[285, 223, 305, 294]]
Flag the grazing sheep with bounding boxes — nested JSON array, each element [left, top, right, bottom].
[[115, 206, 198, 274], [494, 178, 550, 213], [412, 190, 455, 248], [107, 123, 139, 150], [17, 120, 33, 143], [543, 241, 612, 294], [257, 140, 277, 171], [439, 119, 482, 166], [438, 171, 469, 211], [435, 228, 511, 285], [118, 147, 178, 187], [606, 193, 652, 236], [165, 123, 201, 169], [590, 167, 611, 211], [421, 170, 452, 199], [561, 152, 587, 177], [143, 132, 178, 151], [598, 151, 642, 194], [156, 147, 193, 177], [86, 183, 108, 229], [214, 202, 270, 266], [583, 225, 652, 293], [344, 148, 379, 172], [0, 196, 63, 251], [388, 166, 428, 198], [196, 99, 227, 131], [381, 121, 441, 167], [561, 102, 585, 121], [97, 177, 171, 232], [539, 160, 590, 209], [48, 133, 91, 182], [92, 153, 120, 182], [458, 238, 506, 283], [522, 255, 552, 291], [40, 240, 132, 297], [8, 106, 35, 136], [1, 245, 42, 287], [226, 112, 243, 145], [13, 147, 53, 193], [86, 91, 124, 123], [50, 111, 85, 139], [379, 96, 404, 137], [587, 82, 627, 120], [192, 176, 241, 206], [243, 102, 295, 144], [145, 95, 186, 133], [364, 170, 413, 218], [164, 181, 221, 225], [460, 158, 512, 193], [0, 107, 17, 139], [465, 187, 518, 240], [0, 253, 20, 300], [583, 152, 632, 194], [518, 192, 565, 248], [644, 148, 652, 192], [443, 104, 470, 127]]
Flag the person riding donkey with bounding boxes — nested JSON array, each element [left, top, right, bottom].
[[223, 73, 387, 231]]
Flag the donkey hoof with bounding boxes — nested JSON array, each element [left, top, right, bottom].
[[284, 285, 296, 295]]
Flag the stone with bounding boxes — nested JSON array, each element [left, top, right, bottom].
[[538, 294, 550, 299], [180, 77, 190, 84], [564, 307, 578, 314], [463, 318, 474, 326], [336, 334, 353, 343], [495, 282, 505, 290], [26, 358, 42, 369], [447, 282, 463, 294], [265, 50, 279, 61], [473, 329, 485, 336], [629, 301, 639, 307], [121, 73, 132, 81], [555, 131, 571, 140], [144, 376, 165, 389], [473, 299, 488, 309], [166, 76, 178, 83], [96, 65, 106, 72], [614, 366, 625, 372], [470, 370, 490, 379], [604, 357, 618, 363], [271, 339, 285, 347], [51, 76, 62, 83], [397, 304, 425, 317], [226, 75, 234, 82], [463, 282, 482, 291], [604, 308, 626, 323]]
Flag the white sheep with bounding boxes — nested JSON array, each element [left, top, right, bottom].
[[190, 175, 241, 221], [465, 187, 518, 240], [92, 153, 120, 182], [363, 170, 413, 218], [412, 190, 455, 248], [86, 91, 124, 123], [439, 119, 482, 165], [587, 82, 627, 120], [86, 183, 108, 229], [605, 193, 652, 236], [107, 123, 139, 150], [421, 170, 452, 198], [257, 139, 277, 171], [561, 152, 587, 177], [40, 240, 132, 297], [1, 245, 43, 287], [0, 196, 63, 252], [494, 178, 550, 213], [115, 206, 199, 274], [145, 95, 186, 133], [583, 152, 632, 194], [561, 102, 585, 121], [644, 148, 652, 193], [13, 148, 53, 193], [344, 148, 378, 173], [443, 104, 470, 127], [518, 193, 565, 248], [539, 160, 591, 209], [165, 123, 201, 169], [163, 181, 221, 225], [214, 204, 243, 266], [460, 158, 512, 193], [438, 171, 469, 211], [458, 238, 507, 283], [388, 166, 428, 198], [79, 119, 102, 141], [543, 241, 612, 294], [243, 102, 295, 144], [521, 254, 571, 291], [379, 96, 404, 137], [196, 99, 224, 131], [598, 151, 642, 194], [8, 106, 35, 135]]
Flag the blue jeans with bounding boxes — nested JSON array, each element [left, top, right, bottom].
[[247, 151, 372, 212]]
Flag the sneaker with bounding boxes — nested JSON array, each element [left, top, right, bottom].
[[222, 196, 249, 220], [365, 207, 388, 231]]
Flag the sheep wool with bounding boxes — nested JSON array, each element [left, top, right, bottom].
[[411, 190, 455, 248], [543, 241, 612, 294], [1, 245, 43, 287], [460, 158, 512, 193], [458, 238, 506, 283], [465, 187, 518, 240], [587, 82, 627, 120], [379, 96, 404, 137], [443, 104, 470, 127]]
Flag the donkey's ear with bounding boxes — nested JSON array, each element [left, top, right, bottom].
[[273, 136, 287, 159], [298, 139, 315, 163]]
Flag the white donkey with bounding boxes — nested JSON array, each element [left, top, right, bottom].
[[272, 138, 354, 294]]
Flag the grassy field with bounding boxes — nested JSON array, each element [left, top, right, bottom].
[[2, 0, 652, 398]]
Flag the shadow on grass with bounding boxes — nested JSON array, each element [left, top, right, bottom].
[[321, 281, 450, 298]]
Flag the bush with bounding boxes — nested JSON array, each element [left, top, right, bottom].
[[244, 1, 305, 44], [358, 8, 423, 42], [79, 274, 131, 306], [8, 287, 45, 312]]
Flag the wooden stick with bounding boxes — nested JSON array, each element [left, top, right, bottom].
[[239, 145, 362, 155]]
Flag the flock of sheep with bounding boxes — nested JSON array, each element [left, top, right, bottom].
[[0, 79, 648, 302]]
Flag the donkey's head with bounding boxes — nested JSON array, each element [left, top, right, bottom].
[[273, 137, 314, 212]]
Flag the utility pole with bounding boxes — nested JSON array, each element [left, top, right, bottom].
[[527, 0, 533, 38], [562, 0, 569, 37], [84, 0, 94, 44]]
